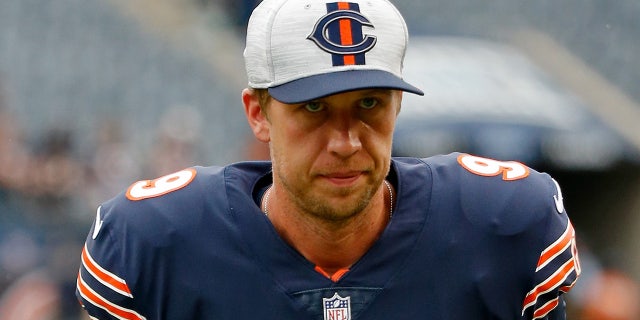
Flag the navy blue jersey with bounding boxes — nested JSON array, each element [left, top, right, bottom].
[[76, 153, 580, 319]]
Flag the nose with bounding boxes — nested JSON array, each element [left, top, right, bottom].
[[326, 116, 362, 158]]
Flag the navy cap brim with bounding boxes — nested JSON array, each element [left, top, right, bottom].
[[268, 70, 424, 104]]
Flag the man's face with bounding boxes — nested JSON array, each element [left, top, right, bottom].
[[266, 89, 402, 221]]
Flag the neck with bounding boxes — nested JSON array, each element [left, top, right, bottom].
[[264, 181, 393, 275]]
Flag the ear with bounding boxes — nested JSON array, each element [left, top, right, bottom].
[[242, 88, 270, 143]]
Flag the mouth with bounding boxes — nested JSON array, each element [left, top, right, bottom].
[[321, 172, 365, 187]]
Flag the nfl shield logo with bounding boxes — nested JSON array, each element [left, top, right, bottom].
[[323, 293, 351, 320]]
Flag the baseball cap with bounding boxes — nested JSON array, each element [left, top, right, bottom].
[[244, 0, 424, 104]]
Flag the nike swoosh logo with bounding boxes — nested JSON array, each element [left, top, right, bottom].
[[551, 178, 565, 214], [92, 206, 104, 239]]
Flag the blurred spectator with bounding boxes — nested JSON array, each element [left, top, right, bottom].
[[0, 86, 37, 293], [0, 106, 31, 219], [0, 269, 61, 320], [19, 128, 86, 230], [199, 0, 261, 28], [0, 238, 88, 318], [0, 80, 89, 318], [230, 0, 261, 27], [579, 269, 640, 320], [0, 229, 41, 293], [147, 105, 203, 177], [566, 241, 640, 320], [29, 129, 81, 197], [84, 119, 140, 207]]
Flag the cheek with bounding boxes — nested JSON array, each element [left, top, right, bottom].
[[365, 137, 393, 167], [365, 117, 396, 149], [270, 128, 317, 169], [362, 121, 396, 168]]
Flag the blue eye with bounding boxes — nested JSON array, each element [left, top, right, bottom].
[[304, 101, 324, 112], [359, 98, 378, 109]]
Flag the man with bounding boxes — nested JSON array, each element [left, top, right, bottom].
[[76, 0, 580, 319]]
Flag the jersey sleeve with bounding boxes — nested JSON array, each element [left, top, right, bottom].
[[521, 178, 581, 320], [75, 205, 147, 320]]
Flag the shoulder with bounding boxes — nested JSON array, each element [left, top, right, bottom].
[[102, 166, 224, 231], [93, 161, 272, 242], [77, 162, 273, 317], [98, 162, 271, 237], [419, 153, 565, 235], [395, 152, 556, 195], [396, 154, 579, 318]]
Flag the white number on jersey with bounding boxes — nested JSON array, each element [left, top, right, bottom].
[[457, 154, 529, 181]]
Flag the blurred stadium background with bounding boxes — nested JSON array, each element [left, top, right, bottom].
[[0, 0, 639, 318]]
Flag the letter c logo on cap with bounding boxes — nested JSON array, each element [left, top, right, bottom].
[[308, 10, 377, 55]]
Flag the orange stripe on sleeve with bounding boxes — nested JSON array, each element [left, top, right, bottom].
[[81, 245, 133, 298], [523, 259, 576, 311], [77, 273, 145, 320], [532, 298, 559, 319], [536, 223, 573, 271]]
